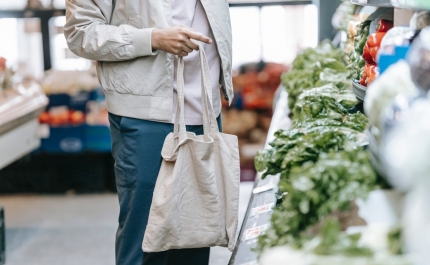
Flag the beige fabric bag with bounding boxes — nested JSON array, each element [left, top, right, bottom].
[[142, 46, 240, 253]]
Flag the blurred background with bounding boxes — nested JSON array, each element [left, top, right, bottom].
[[0, 1, 328, 264]]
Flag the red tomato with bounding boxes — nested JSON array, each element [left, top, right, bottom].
[[362, 44, 374, 64], [376, 19, 394, 33], [69, 111, 85, 124], [367, 32, 386, 47], [39, 112, 50, 124]]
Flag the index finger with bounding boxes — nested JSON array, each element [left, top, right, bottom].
[[186, 30, 212, 44]]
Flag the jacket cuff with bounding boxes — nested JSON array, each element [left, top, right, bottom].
[[132, 28, 158, 57]]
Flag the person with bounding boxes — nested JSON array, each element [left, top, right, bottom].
[[64, 0, 233, 265]]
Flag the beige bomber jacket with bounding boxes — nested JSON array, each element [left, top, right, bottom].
[[64, 0, 233, 122]]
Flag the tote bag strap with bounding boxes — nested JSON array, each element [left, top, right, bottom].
[[173, 45, 220, 137], [173, 56, 187, 138], [199, 45, 219, 135]]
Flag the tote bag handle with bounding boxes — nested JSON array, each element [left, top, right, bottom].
[[173, 45, 219, 138]]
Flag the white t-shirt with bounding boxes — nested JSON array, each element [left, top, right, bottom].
[[170, 0, 222, 125]]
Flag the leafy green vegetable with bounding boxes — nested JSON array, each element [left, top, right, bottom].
[[296, 84, 358, 110], [255, 127, 363, 179], [255, 42, 385, 258], [388, 225, 403, 255], [282, 42, 348, 111], [258, 148, 378, 251], [313, 218, 373, 257], [315, 69, 351, 89]]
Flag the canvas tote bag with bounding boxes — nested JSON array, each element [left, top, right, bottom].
[[142, 46, 240, 252]]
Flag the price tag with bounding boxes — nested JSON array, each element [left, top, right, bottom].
[[251, 203, 274, 217], [243, 224, 270, 241], [358, 0, 368, 4]]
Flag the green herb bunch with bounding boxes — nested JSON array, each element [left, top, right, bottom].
[[255, 42, 381, 255], [258, 147, 378, 251], [282, 41, 348, 111]]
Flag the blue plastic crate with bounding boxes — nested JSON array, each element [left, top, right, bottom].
[[84, 125, 111, 152], [69, 92, 91, 112], [47, 92, 91, 112], [41, 125, 85, 153], [47, 94, 70, 110]]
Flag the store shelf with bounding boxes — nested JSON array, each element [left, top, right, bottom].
[[229, 87, 292, 265], [352, 79, 366, 101], [391, 0, 430, 10], [0, 9, 65, 19], [350, 0, 393, 7]]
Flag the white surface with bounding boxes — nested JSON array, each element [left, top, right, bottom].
[[0, 182, 254, 265], [356, 189, 404, 225], [0, 119, 40, 170], [265, 89, 291, 148]]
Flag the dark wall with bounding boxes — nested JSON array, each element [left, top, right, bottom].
[[313, 0, 342, 41]]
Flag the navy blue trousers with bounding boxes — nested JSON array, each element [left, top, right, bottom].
[[109, 113, 222, 265]]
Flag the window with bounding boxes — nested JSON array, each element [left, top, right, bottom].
[[230, 4, 318, 69]]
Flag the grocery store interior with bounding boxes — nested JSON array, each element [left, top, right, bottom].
[[1, 0, 430, 264]]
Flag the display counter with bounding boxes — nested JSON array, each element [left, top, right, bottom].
[[0, 82, 48, 169], [229, 88, 291, 265]]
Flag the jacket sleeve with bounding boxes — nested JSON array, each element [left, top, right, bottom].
[[64, 0, 157, 61]]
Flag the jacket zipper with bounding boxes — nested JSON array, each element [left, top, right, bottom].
[[109, 0, 117, 25]]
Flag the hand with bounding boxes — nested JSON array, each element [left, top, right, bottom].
[[151, 25, 212, 57]]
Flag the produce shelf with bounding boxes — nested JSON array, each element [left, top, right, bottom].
[[229, 87, 292, 265], [352, 79, 367, 101], [391, 0, 430, 10], [350, 0, 393, 7]]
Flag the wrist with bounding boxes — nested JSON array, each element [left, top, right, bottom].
[[151, 29, 161, 50]]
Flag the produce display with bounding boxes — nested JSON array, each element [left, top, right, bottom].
[[254, 42, 397, 259], [230, 62, 289, 110], [348, 19, 394, 87], [39, 109, 85, 126], [360, 20, 393, 87], [348, 20, 371, 81], [281, 41, 348, 111]]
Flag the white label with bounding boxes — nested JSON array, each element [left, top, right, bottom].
[[60, 137, 83, 152], [245, 239, 258, 245], [358, 0, 368, 4], [39, 124, 50, 139], [243, 224, 270, 241], [253, 180, 274, 194], [251, 203, 274, 217]]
